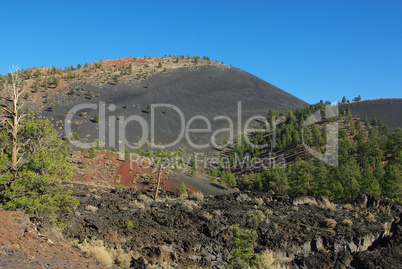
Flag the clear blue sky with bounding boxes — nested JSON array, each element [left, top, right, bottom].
[[1, 0, 400, 104]]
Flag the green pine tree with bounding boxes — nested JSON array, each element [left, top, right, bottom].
[[176, 181, 187, 195]]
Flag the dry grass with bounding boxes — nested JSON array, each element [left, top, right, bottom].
[[344, 204, 354, 211], [213, 209, 222, 217], [379, 205, 392, 216], [109, 246, 132, 267], [365, 212, 377, 223], [342, 218, 353, 227], [202, 211, 213, 220], [106, 231, 126, 245], [317, 245, 330, 253], [323, 218, 337, 228], [293, 197, 317, 206], [254, 197, 264, 206], [264, 209, 273, 216], [131, 200, 145, 210], [78, 239, 113, 266], [182, 200, 199, 211], [85, 205, 98, 213], [319, 200, 337, 211], [191, 191, 204, 202], [138, 194, 150, 202], [248, 249, 291, 269]]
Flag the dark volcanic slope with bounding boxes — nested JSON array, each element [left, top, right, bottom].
[[43, 65, 308, 153], [339, 99, 402, 130]]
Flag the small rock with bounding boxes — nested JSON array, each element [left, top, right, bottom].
[[237, 194, 250, 202]]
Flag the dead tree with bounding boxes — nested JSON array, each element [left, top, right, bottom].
[[1, 66, 26, 178], [154, 150, 166, 201], [154, 166, 164, 201]]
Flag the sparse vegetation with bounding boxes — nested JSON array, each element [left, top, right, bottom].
[[89, 147, 98, 157], [191, 191, 204, 202], [342, 218, 353, 227], [78, 239, 113, 266], [94, 113, 99, 123], [323, 218, 337, 228], [72, 132, 80, 141]]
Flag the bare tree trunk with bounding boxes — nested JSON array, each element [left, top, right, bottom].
[[154, 168, 163, 201], [1, 67, 25, 179], [11, 98, 18, 177]]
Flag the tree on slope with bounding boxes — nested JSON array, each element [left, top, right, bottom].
[[177, 181, 187, 195], [0, 68, 78, 225], [0, 67, 25, 178]]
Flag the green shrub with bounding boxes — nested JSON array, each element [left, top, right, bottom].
[[177, 182, 187, 195], [124, 148, 131, 160], [72, 132, 80, 141], [89, 147, 98, 157], [0, 119, 79, 227], [126, 221, 133, 229], [229, 224, 261, 268], [1, 171, 78, 217]]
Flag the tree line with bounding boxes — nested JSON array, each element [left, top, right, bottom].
[[208, 101, 401, 204]]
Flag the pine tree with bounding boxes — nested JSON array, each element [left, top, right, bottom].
[[176, 181, 187, 195], [353, 95, 362, 102], [269, 168, 289, 194], [312, 125, 323, 147], [360, 162, 381, 195], [125, 148, 131, 160], [288, 158, 311, 194], [382, 163, 402, 203], [338, 159, 361, 202], [0, 117, 78, 219], [303, 128, 312, 146], [253, 174, 262, 191], [341, 96, 347, 103], [240, 174, 251, 190]]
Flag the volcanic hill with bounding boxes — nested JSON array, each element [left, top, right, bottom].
[[339, 98, 402, 131], [22, 56, 308, 153]]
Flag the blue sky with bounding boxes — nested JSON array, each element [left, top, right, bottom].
[[1, 0, 400, 104]]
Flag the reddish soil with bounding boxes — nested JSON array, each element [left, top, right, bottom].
[[0, 210, 100, 268], [72, 152, 199, 194]]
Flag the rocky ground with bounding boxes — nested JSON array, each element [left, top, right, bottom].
[[1, 183, 401, 268], [45, 182, 401, 268]]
